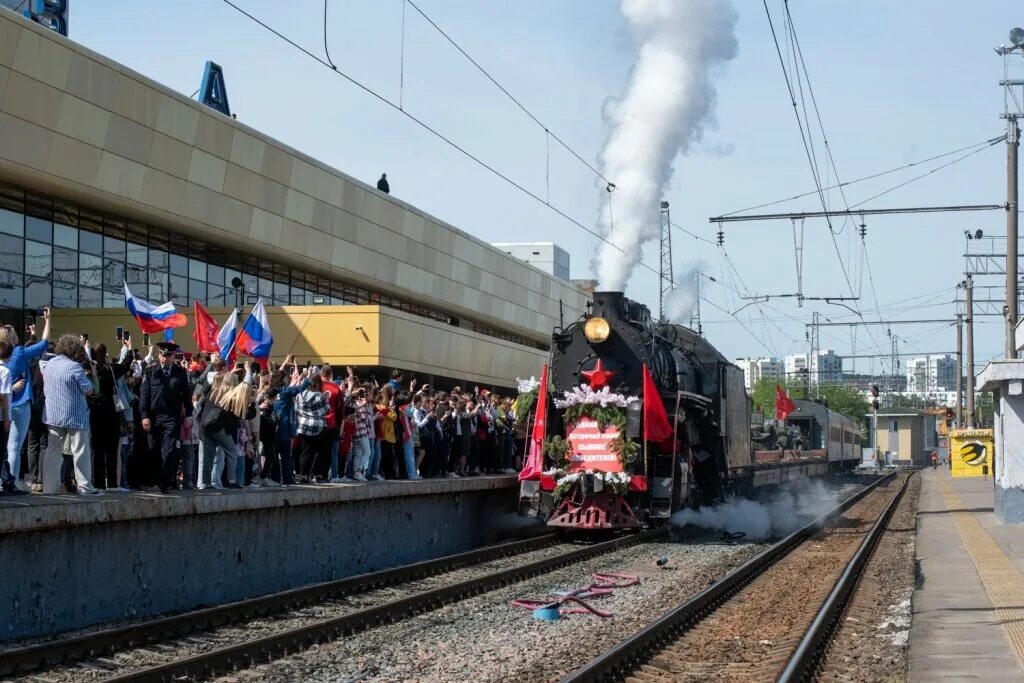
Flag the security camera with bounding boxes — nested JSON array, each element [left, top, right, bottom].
[[355, 324, 364, 331]]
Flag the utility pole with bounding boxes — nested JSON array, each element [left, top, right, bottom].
[[966, 275, 976, 428], [658, 201, 673, 322], [956, 313, 964, 427], [809, 311, 820, 398], [1007, 116, 1020, 357]]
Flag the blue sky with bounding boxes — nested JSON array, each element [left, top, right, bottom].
[[69, 1, 1022, 374]]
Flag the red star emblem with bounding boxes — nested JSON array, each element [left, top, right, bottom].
[[582, 359, 615, 390]]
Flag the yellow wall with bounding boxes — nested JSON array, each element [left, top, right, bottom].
[[50, 304, 546, 387], [950, 429, 994, 478]]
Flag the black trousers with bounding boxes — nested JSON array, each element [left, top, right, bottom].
[[298, 431, 325, 479], [148, 415, 181, 492], [259, 434, 279, 481], [91, 412, 120, 489], [26, 422, 46, 485]]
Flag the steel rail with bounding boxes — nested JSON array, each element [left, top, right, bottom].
[[103, 528, 664, 682], [778, 472, 914, 682], [559, 472, 899, 683], [0, 532, 561, 677]]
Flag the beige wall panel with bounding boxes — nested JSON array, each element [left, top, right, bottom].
[[186, 148, 227, 193], [313, 166, 343, 206], [0, 15, 22, 68], [0, 112, 54, 171], [11, 26, 71, 90], [96, 151, 145, 201], [289, 158, 319, 198], [56, 93, 110, 149], [229, 130, 265, 174], [65, 53, 119, 112], [147, 131, 192, 180], [193, 113, 234, 160], [138, 167, 186, 215], [249, 207, 284, 246], [0, 65, 9, 106], [111, 76, 161, 129], [1, 70, 62, 130], [180, 182, 224, 228], [260, 144, 293, 187], [45, 133, 102, 187], [103, 113, 154, 166], [284, 188, 314, 226], [279, 218, 310, 256], [154, 97, 199, 146]]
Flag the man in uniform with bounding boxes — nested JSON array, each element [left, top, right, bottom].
[[140, 342, 192, 493]]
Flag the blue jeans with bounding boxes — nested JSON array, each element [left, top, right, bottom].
[[5, 402, 31, 485], [403, 440, 418, 479], [328, 430, 340, 479], [368, 438, 381, 478], [351, 436, 370, 475], [204, 431, 239, 485], [235, 440, 246, 484]]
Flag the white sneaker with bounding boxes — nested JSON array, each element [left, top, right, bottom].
[[447, 472, 460, 478], [329, 477, 343, 483], [247, 482, 260, 488], [14, 479, 30, 492], [408, 475, 422, 480], [78, 487, 100, 495], [372, 474, 385, 481], [353, 473, 368, 482], [261, 478, 281, 488], [340, 476, 355, 483]]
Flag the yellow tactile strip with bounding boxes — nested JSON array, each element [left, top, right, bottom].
[[937, 477, 1024, 670]]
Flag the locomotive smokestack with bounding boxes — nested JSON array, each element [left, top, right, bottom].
[[592, 291, 627, 320]]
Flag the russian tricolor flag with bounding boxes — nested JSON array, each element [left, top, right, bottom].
[[217, 308, 239, 362], [234, 299, 273, 368], [124, 282, 187, 334]]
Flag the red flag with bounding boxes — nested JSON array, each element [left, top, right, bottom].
[[775, 384, 796, 421], [192, 301, 220, 354], [642, 364, 674, 448], [519, 364, 548, 482]]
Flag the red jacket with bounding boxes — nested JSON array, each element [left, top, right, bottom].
[[323, 381, 343, 429]]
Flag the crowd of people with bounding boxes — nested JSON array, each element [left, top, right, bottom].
[[0, 310, 525, 497]]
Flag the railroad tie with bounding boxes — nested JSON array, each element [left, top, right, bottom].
[[937, 477, 1024, 671]]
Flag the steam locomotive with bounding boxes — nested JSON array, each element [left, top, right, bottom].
[[532, 291, 838, 531]]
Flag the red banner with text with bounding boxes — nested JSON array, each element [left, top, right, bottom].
[[566, 418, 623, 473]]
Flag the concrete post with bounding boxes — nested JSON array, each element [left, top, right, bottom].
[[956, 313, 964, 427], [966, 275, 976, 428]]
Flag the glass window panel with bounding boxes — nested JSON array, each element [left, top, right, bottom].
[[54, 224, 77, 249], [0, 234, 23, 272], [258, 277, 273, 298], [148, 282, 167, 302], [80, 229, 102, 255], [224, 267, 241, 289], [207, 264, 224, 287], [53, 246, 76, 283], [53, 281, 76, 308], [242, 272, 257, 296], [149, 248, 168, 272], [0, 271, 23, 308], [170, 254, 187, 277], [103, 260, 125, 290], [103, 289, 122, 308], [208, 284, 226, 307], [169, 275, 187, 305], [78, 287, 101, 308], [274, 281, 289, 300], [104, 235, 126, 261], [189, 279, 206, 303], [79, 253, 102, 288], [127, 241, 146, 266], [25, 280, 49, 309], [25, 241, 51, 278], [25, 216, 51, 243], [188, 258, 206, 281], [126, 264, 147, 286], [0, 208, 23, 236]]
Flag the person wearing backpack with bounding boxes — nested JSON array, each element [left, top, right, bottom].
[[200, 373, 253, 489]]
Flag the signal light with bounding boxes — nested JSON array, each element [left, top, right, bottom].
[[870, 384, 879, 398], [872, 399, 880, 411]]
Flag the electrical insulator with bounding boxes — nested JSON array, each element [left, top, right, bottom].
[[717, 228, 724, 246], [859, 223, 867, 239]]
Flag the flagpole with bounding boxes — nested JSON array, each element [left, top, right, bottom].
[[224, 301, 252, 360]]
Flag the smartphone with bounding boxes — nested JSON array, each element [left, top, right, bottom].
[[143, 333, 150, 345], [116, 326, 124, 341], [123, 330, 130, 343]]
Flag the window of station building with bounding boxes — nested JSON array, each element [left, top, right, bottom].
[[26, 215, 51, 243], [0, 208, 23, 236], [79, 253, 102, 289], [26, 240, 51, 280], [0, 271, 23, 308], [54, 224, 77, 249]]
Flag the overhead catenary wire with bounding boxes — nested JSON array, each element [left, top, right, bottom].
[[323, 0, 337, 69], [220, 0, 650, 274], [403, 0, 613, 185]]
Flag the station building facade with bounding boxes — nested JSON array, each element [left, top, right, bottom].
[[0, 12, 589, 388]]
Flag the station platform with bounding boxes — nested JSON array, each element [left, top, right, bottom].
[[0, 475, 525, 641], [909, 468, 1024, 681], [0, 475, 517, 535]]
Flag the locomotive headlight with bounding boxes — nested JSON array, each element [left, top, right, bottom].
[[584, 317, 611, 343]]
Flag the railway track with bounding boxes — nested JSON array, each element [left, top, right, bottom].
[[560, 471, 912, 683], [5, 529, 662, 682]]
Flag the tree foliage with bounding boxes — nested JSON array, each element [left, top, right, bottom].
[[749, 377, 869, 428]]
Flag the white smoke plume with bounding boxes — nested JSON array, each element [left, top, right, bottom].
[[670, 478, 840, 541], [595, 0, 738, 292], [663, 267, 699, 324]]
